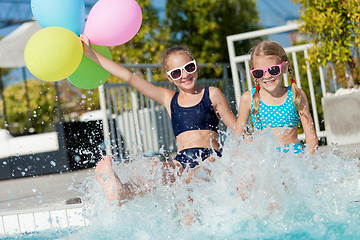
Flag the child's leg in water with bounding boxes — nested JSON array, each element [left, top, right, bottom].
[[95, 156, 182, 206], [179, 156, 217, 225], [95, 155, 136, 206], [95, 156, 142, 206], [182, 155, 216, 184], [95, 156, 123, 205]]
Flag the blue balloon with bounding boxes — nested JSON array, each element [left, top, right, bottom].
[[31, 0, 85, 36]]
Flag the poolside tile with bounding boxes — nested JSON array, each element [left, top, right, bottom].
[[66, 208, 85, 227], [49, 210, 68, 228], [0, 216, 5, 235], [3, 214, 20, 235], [34, 211, 52, 231], [18, 213, 36, 233]]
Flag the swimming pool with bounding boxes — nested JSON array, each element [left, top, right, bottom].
[[1, 131, 360, 239]]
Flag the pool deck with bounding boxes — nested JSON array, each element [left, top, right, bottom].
[[0, 168, 93, 215], [1, 143, 360, 215]]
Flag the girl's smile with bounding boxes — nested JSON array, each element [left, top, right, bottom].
[[261, 78, 277, 85], [180, 76, 195, 84]]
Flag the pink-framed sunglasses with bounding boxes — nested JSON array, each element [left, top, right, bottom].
[[250, 61, 286, 79], [166, 60, 197, 81]]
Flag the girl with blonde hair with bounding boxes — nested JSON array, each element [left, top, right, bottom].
[[235, 40, 318, 154]]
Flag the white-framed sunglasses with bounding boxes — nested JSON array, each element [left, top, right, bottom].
[[166, 60, 197, 81]]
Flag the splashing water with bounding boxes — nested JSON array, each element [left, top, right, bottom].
[[5, 130, 360, 239]]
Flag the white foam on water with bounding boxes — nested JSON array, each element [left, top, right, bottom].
[[68, 129, 360, 239], [3, 129, 359, 239]]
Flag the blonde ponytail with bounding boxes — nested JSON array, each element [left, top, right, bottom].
[[252, 80, 260, 118], [288, 65, 302, 114]]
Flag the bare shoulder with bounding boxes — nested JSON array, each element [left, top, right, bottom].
[[208, 86, 226, 102], [208, 86, 224, 96], [299, 88, 310, 106], [237, 90, 252, 113], [162, 88, 176, 103], [163, 87, 176, 97], [240, 90, 252, 104]]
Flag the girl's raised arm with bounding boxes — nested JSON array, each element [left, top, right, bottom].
[[80, 34, 174, 107]]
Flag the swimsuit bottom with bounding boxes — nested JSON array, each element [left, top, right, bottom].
[[276, 142, 303, 154], [174, 147, 222, 169]]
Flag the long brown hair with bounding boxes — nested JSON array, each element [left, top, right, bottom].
[[250, 41, 302, 117]]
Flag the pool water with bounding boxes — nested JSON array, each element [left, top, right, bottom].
[[2, 130, 360, 239]]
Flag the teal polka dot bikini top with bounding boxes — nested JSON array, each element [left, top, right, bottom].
[[250, 86, 300, 130]]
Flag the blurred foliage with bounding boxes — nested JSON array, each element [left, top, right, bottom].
[[2, 79, 58, 134], [293, 0, 360, 88], [0, 67, 13, 131], [1, 79, 100, 135], [326, 58, 360, 88]]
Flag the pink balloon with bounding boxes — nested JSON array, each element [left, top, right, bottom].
[[84, 0, 142, 46]]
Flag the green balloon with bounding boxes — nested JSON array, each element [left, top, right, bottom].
[[67, 44, 112, 89]]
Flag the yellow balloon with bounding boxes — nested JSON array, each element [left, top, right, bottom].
[[24, 27, 83, 82]]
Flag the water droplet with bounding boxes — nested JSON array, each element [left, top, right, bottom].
[[74, 156, 81, 162], [50, 161, 56, 166], [99, 142, 106, 150]]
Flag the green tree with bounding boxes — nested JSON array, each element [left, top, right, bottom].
[[165, 0, 261, 67], [3, 80, 58, 134], [2, 79, 101, 135], [293, 0, 360, 88], [0, 68, 16, 130]]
